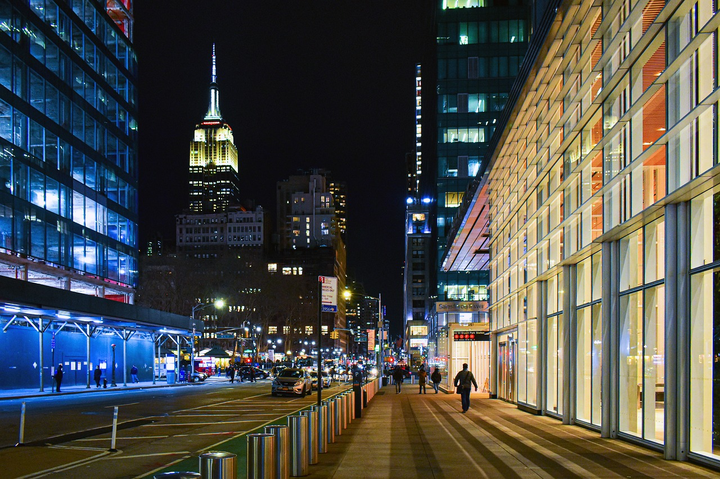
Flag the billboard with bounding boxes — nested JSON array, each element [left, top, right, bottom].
[[319, 276, 338, 312]]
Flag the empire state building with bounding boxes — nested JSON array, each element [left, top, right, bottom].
[[188, 46, 240, 213]]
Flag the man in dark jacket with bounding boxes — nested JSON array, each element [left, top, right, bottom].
[[392, 367, 405, 394], [94, 365, 102, 388], [54, 364, 64, 392], [430, 367, 442, 394], [453, 363, 478, 413]]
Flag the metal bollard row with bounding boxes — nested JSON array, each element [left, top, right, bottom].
[[288, 414, 309, 477], [247, 434, 274, 479], [200, 451, 237, 479], [325, 399, 335, 444], [313, 404, 328, 454], [265, 425, 289, 479], [300, 408, 318, 465]]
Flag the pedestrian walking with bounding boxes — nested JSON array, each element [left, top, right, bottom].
[[249, 367, 256, 383], [94, 365, 102, 388], [453, 363, 478, 413], [54, 364, 64, 392], [130, 364, 139, 383], [392, 366, 404, 393], [229, 366, 236, 383], [418, 367, 428, 394], [430, 367, 442, 393]]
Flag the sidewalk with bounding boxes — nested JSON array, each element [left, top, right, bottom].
[[308, 384, 719, 478], [0, 375, 231, 401]]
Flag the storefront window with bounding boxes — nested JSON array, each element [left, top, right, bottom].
[[546, 313, 563, 415], [689, 188, 720, 459]]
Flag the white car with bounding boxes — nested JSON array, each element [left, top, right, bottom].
[[271, 368, 313, 396], [309, 370, 332, 389]]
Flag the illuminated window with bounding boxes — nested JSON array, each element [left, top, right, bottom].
[[268, 326, 277, 334], [282, 267, 292, 275], [283, 326, 290, 334], [305, 326, 313, 335], [321, 325, 329, 334], [445, 192, 464, 208]]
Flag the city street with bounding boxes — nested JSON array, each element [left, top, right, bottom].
[[0, 377, 348, 478]]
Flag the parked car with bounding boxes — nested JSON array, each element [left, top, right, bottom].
[[309, 370, 332, 389], [238, 366, 269, 381], [271, 368, 313, 396], [190, 371, 206, 383]]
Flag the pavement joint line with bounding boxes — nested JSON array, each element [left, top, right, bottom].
[[451, 402, 590, 477], [418, 398, 491, 479], [477, 404, 654, 476]]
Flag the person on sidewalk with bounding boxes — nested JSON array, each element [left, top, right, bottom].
[[94, 365, 102, 388], [130, 365, 139, 383], [418, 367, 428, 394], [453, 363, 478, 412], [430, 367, 442, 394], [229, 366, 236, 383], [54, 364, 64, 392], [392, 366, 404, 393]]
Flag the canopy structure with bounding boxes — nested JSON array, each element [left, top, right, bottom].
[[199, 346, 231, 358]]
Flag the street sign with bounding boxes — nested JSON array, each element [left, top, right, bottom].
[[319, 276, 338, 312], [215, 333, 234, 339]]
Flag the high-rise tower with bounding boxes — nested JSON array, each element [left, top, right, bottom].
[[188, 45, 241, 213]]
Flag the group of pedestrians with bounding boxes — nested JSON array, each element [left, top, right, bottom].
[[388, 363, 479, 413]]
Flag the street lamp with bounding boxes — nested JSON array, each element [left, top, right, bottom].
[[190, 299, 225, 380]]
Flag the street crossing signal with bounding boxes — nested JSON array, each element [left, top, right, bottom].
[[330, 331, 339, 339]]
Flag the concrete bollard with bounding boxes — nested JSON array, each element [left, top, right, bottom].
[[247, 434, 276, 479], [349, 391, 355, 420], [300, 409, 318, 465], [199, 451, 237, 479], [324, 400, 335, 444], [312, 404, 328, 454], [264, 425, 290, 479], [288, 415, 309, 477]]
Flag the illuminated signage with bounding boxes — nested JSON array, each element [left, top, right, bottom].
[[436, 301, 488, 313], [453, 331, 490, 342]]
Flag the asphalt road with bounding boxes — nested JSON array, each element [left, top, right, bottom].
[[0, 377, 349, 478]]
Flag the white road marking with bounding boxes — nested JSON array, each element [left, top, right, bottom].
[[143, 420, 260, 426]]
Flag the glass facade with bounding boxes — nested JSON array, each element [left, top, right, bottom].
[[0, 0, 137, 292], [434, 0, 529, 305], [465, 0, 720, 465]]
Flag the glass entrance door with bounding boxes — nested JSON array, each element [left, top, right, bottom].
[[499, 340, 516, 402]]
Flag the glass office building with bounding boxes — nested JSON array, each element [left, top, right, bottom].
[[443, 0, 720, 466], [434, 0, 530, 304], [0, 0, 137, 300]]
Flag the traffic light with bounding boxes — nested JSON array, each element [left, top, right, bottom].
[[330, 331, 339, 339]]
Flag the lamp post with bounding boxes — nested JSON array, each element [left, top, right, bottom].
[[111, 344, 116, 387], [191, 299, 225, 380]]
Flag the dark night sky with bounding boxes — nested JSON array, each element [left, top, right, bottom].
[[133, 2, 431, 336]]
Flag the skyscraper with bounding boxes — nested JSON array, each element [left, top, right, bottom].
[[188, 45, 241, 213], [0, 0, 139, 301], [434, 0, 531, 307]]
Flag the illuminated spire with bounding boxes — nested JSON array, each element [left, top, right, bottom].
[[205, 44, 222, 121]]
